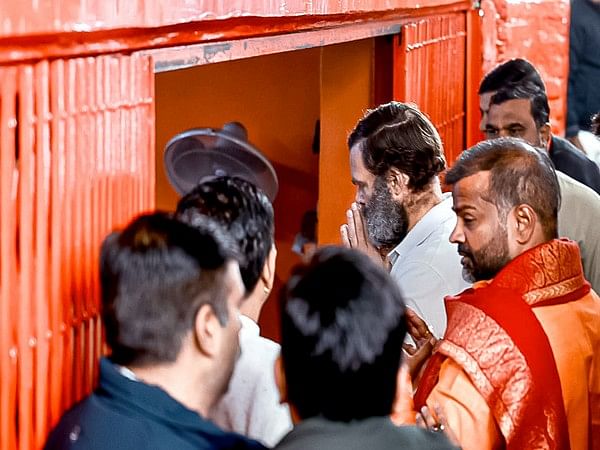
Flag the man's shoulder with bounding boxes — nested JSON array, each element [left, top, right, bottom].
[[44, 393, 152, 449], [275, 418, 458, 450], [45, 390, 266, 450], [237, 331, 281, 375], [552, 136, 599, 171], [552, 136, 584, 161], [551, 136, 600, 193], [556, 170, 600, 230], [557, 170, 600, 205]]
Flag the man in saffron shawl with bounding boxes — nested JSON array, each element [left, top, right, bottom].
[[414, 138, 600, 450]]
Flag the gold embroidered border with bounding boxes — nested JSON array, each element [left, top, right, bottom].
[[493, 239, 586, 307], [522, 274, 585, 305], [439, 302, 533, 441]]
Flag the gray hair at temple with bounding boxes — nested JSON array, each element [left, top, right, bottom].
[[445, 138, 560, 240]]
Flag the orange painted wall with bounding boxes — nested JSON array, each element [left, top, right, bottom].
[[480, 0, 570, 134], [155, 49, 321, 340]]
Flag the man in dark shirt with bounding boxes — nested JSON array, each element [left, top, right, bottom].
[[44, 213, 265, 450], [567, 0, 600, 139], [478, 59, 600, 194], [274, 247, 459, 450]]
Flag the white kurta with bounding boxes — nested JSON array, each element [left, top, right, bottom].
[[210, 315, 292, 447]]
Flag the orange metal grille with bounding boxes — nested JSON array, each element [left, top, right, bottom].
[[0, 53, 155, 450], [394, 13, 467, 165]]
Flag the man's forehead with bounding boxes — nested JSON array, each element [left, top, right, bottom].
[[479, 91, 494, 112], [349, 144, 374, 180], [488, 98, 533, 122], [452, 171, 493, 206]]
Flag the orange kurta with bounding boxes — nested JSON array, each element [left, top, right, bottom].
[[422, 239, 600, 450]]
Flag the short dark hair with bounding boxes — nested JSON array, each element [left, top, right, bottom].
[[176, 176, 274, 295], [280, 247, 407, 422], [101, 212, 238, 367], [446, 138, 560, 240], [479, 58, 545, 94], [592, 113, 600, 136], [490, 82, 550, 128], [348, 102, 446, 191]]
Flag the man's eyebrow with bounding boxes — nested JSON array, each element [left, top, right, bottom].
[[452, 205, 477, 213]]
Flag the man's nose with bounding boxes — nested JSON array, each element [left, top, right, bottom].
[[449, 223, 464, 244], [355, 191, 365, 206], [479, 114, 487, 132]]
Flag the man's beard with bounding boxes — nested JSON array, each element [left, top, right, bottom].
[[458, 226, 510, 282], [363, 178, 409, 250]]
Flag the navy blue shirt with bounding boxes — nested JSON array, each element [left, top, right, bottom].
[[44, 359, 266, 450]]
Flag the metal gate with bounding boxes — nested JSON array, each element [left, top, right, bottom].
[[0, 53, 155, 450], [394, 13, 468, 164]]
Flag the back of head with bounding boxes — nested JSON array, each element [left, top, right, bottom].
[[101, 212, 238, 367], [280, 246, 406, 422], [490, 82, 550, 128], [479, 58, 545, 94], [175, 176, 274, 295], [348, 101, 446, 191], [446, 138, 560, 240]]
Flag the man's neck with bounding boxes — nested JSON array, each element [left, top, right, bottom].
[[405, 179, 444, 232], [240, 288, 266, 323], [127, 352, 215, 417]]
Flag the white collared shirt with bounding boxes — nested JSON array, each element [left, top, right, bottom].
[[388, 194, 470, 337], [210, 315, 292, 447]]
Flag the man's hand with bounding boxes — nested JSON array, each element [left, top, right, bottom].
[[416, 404, 460, 447], [340, 203, 387, 268], [403, 308, 437, 379]]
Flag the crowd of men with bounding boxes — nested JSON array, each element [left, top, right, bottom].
[[44, 58, 600, 450]]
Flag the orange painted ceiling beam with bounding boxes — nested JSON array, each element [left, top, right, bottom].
[[0, 1, 472, 64]]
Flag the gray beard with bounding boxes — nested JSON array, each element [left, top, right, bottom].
[[363, 179, 409, 249]]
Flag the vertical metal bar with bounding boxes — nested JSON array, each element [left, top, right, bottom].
[[0, 66, 19, 450], [31, 62, 51, 448], [393, 32, 405, 101], [145, 54, 156, 212], [433, 18, 439, 126], [443, 16, 451, 157], [86, 56, 101, 388], [17, 60, 36, 450]]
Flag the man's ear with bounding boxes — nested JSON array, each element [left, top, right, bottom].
[[539, 123, 551, 147], [260, 244, 277, 294], [511, 204, 537, 245], [194, 303, 220, 357], [388, 168, 409, 196]]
